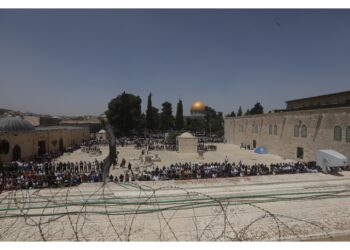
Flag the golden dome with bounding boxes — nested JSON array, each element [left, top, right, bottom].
[[190, 101, 205, 113]]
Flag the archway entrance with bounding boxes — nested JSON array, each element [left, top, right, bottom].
[[0, 139, 10, 155], [59, 138, 64, 152], [38, 141, 46, 156], [12, 145, 21, 161], [253, 140, 256, 148]]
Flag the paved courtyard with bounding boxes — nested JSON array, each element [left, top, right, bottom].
[[55, 143, 295, 176]]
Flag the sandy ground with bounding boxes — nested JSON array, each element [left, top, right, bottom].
[[1, 172, 350, 241], [54, 143, 294, 176]]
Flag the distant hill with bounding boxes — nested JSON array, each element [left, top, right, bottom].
[[0, 107, 101, 121]]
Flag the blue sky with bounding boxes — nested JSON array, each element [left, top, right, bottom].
[[0, 9, 350, 116]]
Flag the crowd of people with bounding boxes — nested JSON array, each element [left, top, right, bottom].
[[0, 159, 105, 190], [132, 161, 325, 181], [81, 145, 102, 155], [117, 133, 223, 152], [2, 135, 348, 191], [2, 158, 350, 190]]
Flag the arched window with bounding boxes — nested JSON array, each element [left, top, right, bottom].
[[301, 125, 307, 138], [346, 126, 350, 142], [334, 126, 342, 141], [269, 124, 272, 135], [0, 139, 10, 155], [274, 125, 278, 135], [255, 124, 259, 133], [294, 125, 299, 137]]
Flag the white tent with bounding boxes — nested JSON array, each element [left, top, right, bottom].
[[316, 149, 347, 172]]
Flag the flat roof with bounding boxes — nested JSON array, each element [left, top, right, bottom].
[[286, 90, 350, 103], [35, 125, 87, 131]]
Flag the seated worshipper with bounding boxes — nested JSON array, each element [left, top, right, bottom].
[[119, 174, 124, 182], [120, 158, 126, 168]]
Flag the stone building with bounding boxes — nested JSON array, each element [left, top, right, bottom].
[[224, 92, 350, 162], [176, 132, 198, 153], [286, 90, 350, 110], [23, 115, 61, 127], [59, 116, 101, 134], [0, 116, 90, 164]]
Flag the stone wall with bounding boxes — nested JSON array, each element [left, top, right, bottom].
[[177, 137, 198, 153], [0, 127, 90, 164], [224, 107, 350, 162]]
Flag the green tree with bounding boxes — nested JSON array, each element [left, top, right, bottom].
[[160, 101, 174, 131], [106, 92, 142, 136], [184, 117, 206, 133], [227, 109, 236, 117], [245, 109, 250, 116], [237, 106, 243, 116], [166, 131, 180, 144], [175, 99, 184, 130], [138, 113, 146, 134], [204, 106, 224, 136], [151, 106, 160, 130], [146, 93, 155, 130], [250, 102, 264, 115]]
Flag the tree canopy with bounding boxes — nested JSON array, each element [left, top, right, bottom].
[[175, 99, 184, 130], [106, 92, 226, 136], [146, 93, 156, 130], [227, 109, 236, 117], [204, 106, 224, 136], [160, 101, 174, 131], [237, 106, 243, 116], [245, 102, 264, 115], [106, 92, 142, 136]]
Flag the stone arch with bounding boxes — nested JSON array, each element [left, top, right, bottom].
[[59, 138, 64, 152], [0, 139, 10, 155], [294, 125, 299, 137], [12, 145, 21, 161], [346, 126, 350, 142], [334, 126, 342, 141], [301, 125, 307, 138]]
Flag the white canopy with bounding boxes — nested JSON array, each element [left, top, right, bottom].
[[318, 149, 346, 160]]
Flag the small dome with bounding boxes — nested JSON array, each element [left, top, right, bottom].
[[98, 129, 106, 134], [178, 132, 195, 138], [190, 101, 205, 113], [0, 116, 35, 132]]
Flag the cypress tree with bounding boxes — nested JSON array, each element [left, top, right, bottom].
[[175, 99, 184, 130]]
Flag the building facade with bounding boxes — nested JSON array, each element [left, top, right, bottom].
[[0, 116, 90, 165], [286, 90, 350, 110], [225, 99, 350, 162]]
